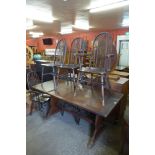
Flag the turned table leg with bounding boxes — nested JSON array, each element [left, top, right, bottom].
[[87, 115, 104, 148]]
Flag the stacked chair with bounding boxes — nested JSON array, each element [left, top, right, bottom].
[[75, 32, 117, 105], [56, 37, 86, 90], [41, 38, 67, 90]]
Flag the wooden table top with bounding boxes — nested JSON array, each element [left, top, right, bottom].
[[32, 80, 123, 118]]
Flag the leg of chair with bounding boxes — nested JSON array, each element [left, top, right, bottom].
[[60, 110, 64, 116], [53, 75, 56, 90], [41, 66, 44, 83], [60, 102, 64, 116], [73, 69, 76, 92], [101, 74, 105, 106], [69, 71, 72, 81], [77, 71, 80, 85], [55, 67, 60, 90], [74, 115, 80, 125], [66, 69, 70, 85], [105, 73, 111, 89], [90, 73, 94, 88], [74, 70, 82, 96]]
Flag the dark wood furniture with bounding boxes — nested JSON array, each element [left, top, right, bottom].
[[41, 39, 67, 89], [56, 38, 86, 91], [110, 77, 129, 120], [76, 32, 117, 105], [32, 79, 126, 147], [26, 71, 51, 116]]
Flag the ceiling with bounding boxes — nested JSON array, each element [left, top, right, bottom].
[[26, 0, 129, 39]]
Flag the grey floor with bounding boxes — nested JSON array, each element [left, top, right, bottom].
[[26, 108, 127, 155]]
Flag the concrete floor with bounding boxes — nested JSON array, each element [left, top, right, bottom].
[[26, 109, 128, 155]]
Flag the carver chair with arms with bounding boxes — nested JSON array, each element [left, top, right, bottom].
[[75, 32, 117, 105]]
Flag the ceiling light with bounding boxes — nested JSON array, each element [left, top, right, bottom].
[[26, 6, 54, 23], [121, 17, 129, 27], [26, 19, 38, 30], [88, 0, 123, 8], [60, 27, 72, 34], [89, 0, 129, 13], [26, 25, 38, 30], [29, 32, 44, 35], [60, 29, 72, 34], [73, 20, 89, 30], [31, 34, 40, 38], [29, 32, 44, 38], [74, 11, 90, 30], [60, 22, 72, 34]]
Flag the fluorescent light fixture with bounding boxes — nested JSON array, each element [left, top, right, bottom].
[[74, 11, 90, 30], [73, 20, 89, 30], [31, 34, 40, 38], [60, 27, 72, 34], [29, 32, 44, 38], [121, 17, 129, 26], [26, 5, 54, 23], [60, 23, 72, 34], [29, 32, 44, 35], [90, 0, 129, 13], [26, 25, 38, 30], [26, 19, 38, 30], [88, 0, 122, 9]]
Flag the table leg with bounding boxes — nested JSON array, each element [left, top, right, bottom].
[[87, 115, 104, 148], [48, 97, 60, 117], [26, 95, 33, 115]]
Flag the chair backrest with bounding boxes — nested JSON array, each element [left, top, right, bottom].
[[91, 32, 117, 71], [54, 38, 67, 65], [27, 71, 41, 90], [69, 37, 86, 64]]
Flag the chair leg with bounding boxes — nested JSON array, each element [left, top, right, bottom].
[[60, 102, 64, 116], [101, 74, 105, 106], [60, 110, 64, 116], [73, 69, 76, 93], [55, 67, 60, 90], [41, 67, 44, 83], [105, 73, 111, 89], [74, 115, 80, 125], [74, 71, 80, 96]]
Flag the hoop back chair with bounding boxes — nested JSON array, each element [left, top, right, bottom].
[[56, 37, 86, 89], [27, 71, 51, 116], [76, 32, 117, 105], [41, 39, 67, 90]]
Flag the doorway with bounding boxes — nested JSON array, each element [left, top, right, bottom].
[[117, 35, 129, 67]]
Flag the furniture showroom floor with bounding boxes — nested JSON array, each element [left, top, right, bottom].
[[27, 105, 129, 155]]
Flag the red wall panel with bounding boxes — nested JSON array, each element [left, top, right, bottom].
[[26, 28, 129, 52]]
